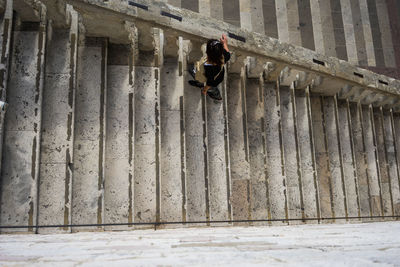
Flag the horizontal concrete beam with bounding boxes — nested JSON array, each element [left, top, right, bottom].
[[65, 0, 400, 100]]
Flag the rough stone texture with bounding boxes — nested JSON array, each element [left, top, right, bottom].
[[350, 103, 372, 219], [246, 78, 268, 223], [1, 26, 45, 232], [183, 66, 207, 223], [311, 95, 334, 220], [280, 86, 303, 222], [104, 51, 133, 231], [337, 100, 360, 218], [361, 105, 383, 217], [393, 114, 400, 215], [295, 89, 319, 221], [384, 111, 400, 217], [160, 57, 184, 222], [227, 72, 251, 222], [207, 81, 229, 222], [134, 66, 159, 224], [38, 28, 74, 233], [264, 82, 287, 223], [373, 108, 393, 216], [72, 39, 106, 231]]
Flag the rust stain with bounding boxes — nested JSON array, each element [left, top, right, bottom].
[[69, 33, 76, 108], [67, 112, 72, 141], [155, 68, 161, 223], [179, 96, 187, 223], [31, 137, 37, 180], [28, 201, 34, 232], [64, 149, 71, 230]]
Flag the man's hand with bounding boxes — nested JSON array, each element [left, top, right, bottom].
[[220, 34, 229, 52]]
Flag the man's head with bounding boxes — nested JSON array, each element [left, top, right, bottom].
[[206, 39, 224, 65]]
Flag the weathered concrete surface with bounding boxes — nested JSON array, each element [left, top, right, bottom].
[[246, 77, 269, 224], [1, 20, 46, 233], [337, 100, 360, 219], [160, 56, 184, 223], [350, 103, 372, 219], [38, 26, 76, 233], [104, 44, 133, 231], [72, 37, 107, 231], [227, 72, 251, 223], [264, 81, 287, 223], [393, 114, 400, 215], [295, 88, 319, 221], [280, 85, 303, 223]]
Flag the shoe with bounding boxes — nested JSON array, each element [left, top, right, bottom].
[[189, 80, 204, 88], [207, 87, 222, 101], [188, 68, 196, 79]]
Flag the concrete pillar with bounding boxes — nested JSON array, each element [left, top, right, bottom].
[[0, 0, 13, 190], [38, 8, 78, 233], [133, 28, 163, 227], [349, 0, 368, 66], [310, 95, 334, 221], [263, 0, 278, 39], [373, 108, 393, 216], [160, 36, 185, 223], [72, 36, 108, 232], [295, 88, 320, 222], [375, 0, 396, 68], [366, 0, 385, 67], [223, 0, 240, 27], [350, 103, 372, 219], [198, 0, 211, 17], [340, 0, 358, 65], [337, 100, 361, 219], [359, 0, 376, 66], [246, 77, 269, 225], [183, 40, 208, 223], [1, 8, 47, 233], [209, 0, 223, 21], [298, 0, 315, 51], [330, 0, 348, 61], [384, 110, 400, 217], [207, 66, 230, 223], [361, 105, 383, 217], [392, 112, 400, 215], [310, 0, 325, 54], [239, 0, 252, 31], [280, 84, 304, 223], [239, 0, 265, 34], [318, 0, 336, 57], [182, 0, 199, 12], [264, 81, 288, 224], [275, 0, 289, 44]]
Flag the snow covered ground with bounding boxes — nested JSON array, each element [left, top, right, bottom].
[[0, 221, 400, 266]]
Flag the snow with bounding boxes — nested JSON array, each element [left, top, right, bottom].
[[0, 221, 400, 266]]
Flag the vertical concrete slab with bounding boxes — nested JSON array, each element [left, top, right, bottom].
[[181, 0, 199, 12], [184, 42, 206, 223], [337, 100, 360, 219], [310, 0, 324, 54], [350, 103, 372, 219], [198, 0, 211, 17], [310, 95, 334, 220], [134, 66, 159, 224], [239, 0, 252, 31], [264, 81, 288, 223], [209, 0, 223, 20], [324, 96, 347, 219], [72, 37, 107, 231], [275, 0, 289, 43], [375, 0, 396, 68], [286, 0, 302, 46], [392, 113, 400, 215], [0, 0, 13, 186], [160, 55, 184, 223], [223, 0, 240, 27], [349, 0, 368, 66], [340, 0, 358, 65], [330, 0, 348, 61], [227, 72, 251, 223], [295, 88, 319, 221], [373, 108, 393, 216], [1, 15, 47, 232], [366, 0, 385, 67], [250, 0, 264, 35], [168, 0, 181, 8], [263, 0, 278, 39], [385, 0, 400, 70], [359, 0, 376, 66], [104, 44, 133, 230], [280, 85, 303, 222], [207, 77, 229, 222], [38, 19, 78, 233], [361, 105, 383, 216], [246, 78, 269, 224], [297, 0, 315, 51], [384, 111, 400, 216], [318, 0, 336, 57]]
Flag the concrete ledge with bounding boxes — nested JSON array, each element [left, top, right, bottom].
[[65, 0, 400, 100]]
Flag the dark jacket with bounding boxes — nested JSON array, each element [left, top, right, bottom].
[[204, 49, 231, 87]]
